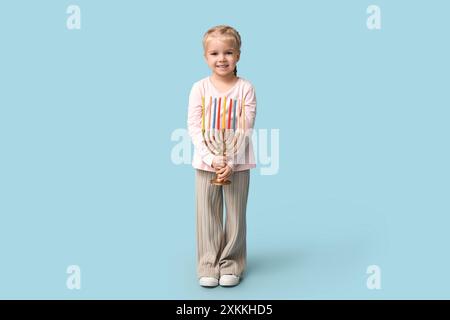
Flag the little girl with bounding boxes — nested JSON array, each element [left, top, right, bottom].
[[187, 25, 257, 287]]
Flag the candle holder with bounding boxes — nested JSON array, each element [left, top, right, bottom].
[[201, 96, 247, 185]]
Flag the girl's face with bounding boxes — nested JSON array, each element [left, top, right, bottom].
[[204, 38, 240, 78]]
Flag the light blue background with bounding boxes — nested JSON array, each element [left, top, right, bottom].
[[0, 0, 449, 299]]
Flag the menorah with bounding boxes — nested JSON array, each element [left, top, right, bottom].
[[201, 95, 247, 185]]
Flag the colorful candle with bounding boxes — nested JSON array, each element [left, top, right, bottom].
[[233, 99, 237, 130], [222, 96, 227, 129], [216, 97, 221, 129], [227, 98, 233, 129], [239, 98, 243, 129], [212, 98, 217, 129], [201, 96, 205, 131], [207, 96, 212, 129]]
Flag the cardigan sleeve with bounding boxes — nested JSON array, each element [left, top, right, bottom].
[[187, 83, 215, 167]]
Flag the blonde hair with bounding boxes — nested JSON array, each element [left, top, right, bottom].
[[203, 25, 242, 76]]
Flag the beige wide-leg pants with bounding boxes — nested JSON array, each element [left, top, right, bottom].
[[195, 169, 250, 279]]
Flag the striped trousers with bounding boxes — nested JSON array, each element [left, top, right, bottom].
[[195, 169, 250, 279]]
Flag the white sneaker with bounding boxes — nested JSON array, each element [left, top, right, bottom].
[[219, 274, 240, 287], [199, 277, 219, 287]]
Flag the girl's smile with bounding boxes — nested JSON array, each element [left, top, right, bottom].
[[204, 38, 240, 79]]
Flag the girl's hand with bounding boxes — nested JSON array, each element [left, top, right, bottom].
[[216, 165, 232, 182], [212, 156, 227, 169]]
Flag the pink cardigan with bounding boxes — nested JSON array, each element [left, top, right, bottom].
[[187, 76, 257, 172]]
